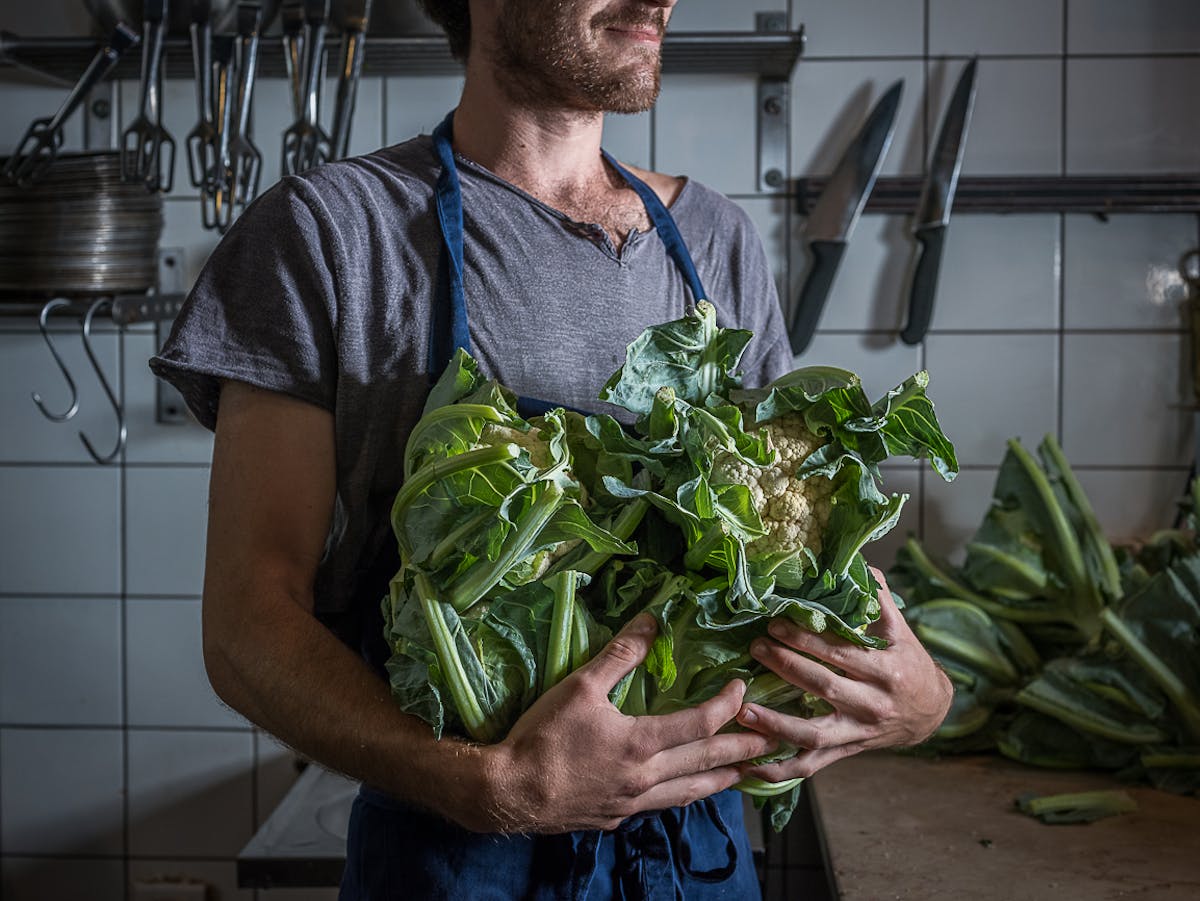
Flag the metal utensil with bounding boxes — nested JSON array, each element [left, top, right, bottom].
[[203, 34, 237, 231], [328, 0, 372, 160], [281, 0, 306, 120], [185, 0, 217, 190], [1, 23, 138, 187], [900, 58, 978, 345], [229, 2, 264, 207], [788, 79, 904, 355], [120, 0, 176, 191], [282, 0, 332, 175]]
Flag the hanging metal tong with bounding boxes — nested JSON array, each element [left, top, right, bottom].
[[281, 0, 306, 121], [201, 4, 264, 232], [328, 0, 373, 160], [2, 23, 138, 187], [121, 0, 176, 192], [282, 0, 332, 174], [185, 0, 218, 191], [204, 33, 237, 230], [228, 2, 264, 208]]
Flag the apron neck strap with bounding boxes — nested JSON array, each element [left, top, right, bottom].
[[600, 149, 707, 303], [429, 110, 709, 375], [430, 113, 473, 365]]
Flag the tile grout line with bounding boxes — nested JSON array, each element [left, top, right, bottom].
[[1057, 1, 1069, 446], [918, 0, 930, 544], [119, 325, 132, 899]]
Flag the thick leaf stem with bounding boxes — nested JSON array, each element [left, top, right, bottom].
[[403, 404, 509, 478], [393, 443, 520, 558], [413, 571, 496, 743], [542, 571, 577, 693], [447, 481, 566, 612], [1100, 608, 1200, 743]]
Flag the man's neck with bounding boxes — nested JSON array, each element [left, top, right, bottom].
[[451, 60, 610, 201]]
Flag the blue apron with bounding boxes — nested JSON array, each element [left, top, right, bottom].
[[339, 111, 761, 901]]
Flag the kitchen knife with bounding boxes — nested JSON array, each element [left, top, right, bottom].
[[788, 79, 904, 355], [900, 58, 978, 345]]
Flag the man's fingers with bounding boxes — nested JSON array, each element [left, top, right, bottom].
[[650, 730, 778, 783], [579, 613, 657, 693], [868, 566, 906, 637], [757, 619, 879, 682], [639, 678, 746, 749], [750, 636, 879, 713], [627, 767, 746, 817], [740, 741, 868, 784], [735, 707, 868, 752]]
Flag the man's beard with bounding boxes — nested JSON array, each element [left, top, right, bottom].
[[493, 1, 666, 113]]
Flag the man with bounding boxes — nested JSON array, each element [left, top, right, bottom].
[[152, 0, 951, 897]]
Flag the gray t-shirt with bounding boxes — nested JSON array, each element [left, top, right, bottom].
[[151, 134, 792, 649]]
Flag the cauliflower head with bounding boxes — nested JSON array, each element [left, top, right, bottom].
[[713, 411, 834, 557]]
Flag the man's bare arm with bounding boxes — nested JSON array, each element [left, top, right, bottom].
[[201, 380, 495, 823], [202, 380, 776, 833]]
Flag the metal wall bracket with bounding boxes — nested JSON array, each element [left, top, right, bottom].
[[755, 13, 798, 194], [153, 249, 189, 425], [81, 79, 115, 151]]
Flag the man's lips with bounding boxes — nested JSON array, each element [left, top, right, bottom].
[[604, 24, 663, 44]]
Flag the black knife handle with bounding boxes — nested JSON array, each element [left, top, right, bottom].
[[789, 239, 847, 355], [900, 225, 947, 345]]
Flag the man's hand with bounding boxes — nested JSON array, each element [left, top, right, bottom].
[[467, 613, 777, 835], [734, 567, 951, 783]]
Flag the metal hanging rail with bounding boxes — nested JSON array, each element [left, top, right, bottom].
[[798, 174, 1200, 215]]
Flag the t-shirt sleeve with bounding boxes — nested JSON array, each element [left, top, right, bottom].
[[149, 177, 341, 431]]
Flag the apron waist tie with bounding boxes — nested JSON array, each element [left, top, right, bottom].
[[567, 798, 739, 900]]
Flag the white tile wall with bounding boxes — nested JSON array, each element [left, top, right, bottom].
[[127, 730, 255, 857], [1067, 0, 1200, 55], [790, 59, 928, 177], [1066, 57, 1200, 174], [933, 214, 1061, 330], [796, 214, 913, 332], [926, 58, 1063, 176], [0, 597, 122, 725], [924, 334, 1059, 467], [0, 467, 122, 595], [124, 467, 211, 596], [794, 1, 925, 58], [929, 0, 1064, 56], [1062, 332, 1191, 467], [126, 599, 246, 728], [2, 0, 1199, 892], [0, 728, 125, 855], [656, 74, 761, 195], [922, 467, 1000, 566], [1063, 214, 1193, 331]]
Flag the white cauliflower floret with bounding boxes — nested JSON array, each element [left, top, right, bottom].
[[481, 423, 553, 469], [712, 412, 834, 557]]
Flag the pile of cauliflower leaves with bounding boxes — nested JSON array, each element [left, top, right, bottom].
[[384, 302, 958, 828]]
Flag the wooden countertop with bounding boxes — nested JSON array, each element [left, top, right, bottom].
[[807, 751, 1200, 901]]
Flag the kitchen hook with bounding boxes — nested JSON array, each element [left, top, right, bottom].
[[78, 298, 127, 465], [31, 298, 80, 422]]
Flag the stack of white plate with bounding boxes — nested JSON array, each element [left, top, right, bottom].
[[0, 151, 163, 298]]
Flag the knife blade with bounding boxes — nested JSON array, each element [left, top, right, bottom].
[[788, 79, 904, 355], [900, 58, 978, 345]]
